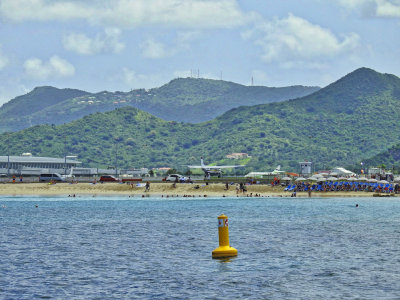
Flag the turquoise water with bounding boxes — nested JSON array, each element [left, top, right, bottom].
[[0, 196, 399, 299]]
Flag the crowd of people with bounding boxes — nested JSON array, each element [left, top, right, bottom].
[[285, 181, 400, 193]]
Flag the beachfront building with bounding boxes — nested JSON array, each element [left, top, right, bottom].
[[0, 153, 81, 176], [299, 161, 312, 176]]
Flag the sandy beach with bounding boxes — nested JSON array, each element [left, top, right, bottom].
[[0, 182, 395, 197]]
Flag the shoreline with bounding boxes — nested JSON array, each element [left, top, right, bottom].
[[0, 182, 397, 198]]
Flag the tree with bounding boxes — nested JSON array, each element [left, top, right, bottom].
[[166, 168, 177, 175]]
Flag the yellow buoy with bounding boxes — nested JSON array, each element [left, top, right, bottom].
[[212, 214, 238, 258]]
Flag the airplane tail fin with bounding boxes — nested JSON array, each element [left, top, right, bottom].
[[275, 165, 281, 171], [201, 157, 205, 168]]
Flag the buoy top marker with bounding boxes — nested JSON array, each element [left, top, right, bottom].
[[212, 214, 238, 258]]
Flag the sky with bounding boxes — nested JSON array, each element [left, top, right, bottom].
[[0, 0, 400, 105]]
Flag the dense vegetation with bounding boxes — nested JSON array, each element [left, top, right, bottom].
[[0, 87, 89, 132], [361, 144, 400, 173], [1, 67, 400, 173], [0, 78, 319, 133]]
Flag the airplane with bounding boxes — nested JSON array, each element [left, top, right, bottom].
[[244, 165, 286, 178], [61, 167, 75, 179], [271, 165, 285, 174], [188, 157, 244, 178]]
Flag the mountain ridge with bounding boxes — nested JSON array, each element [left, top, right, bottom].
[[0, 78, 319, 132], [1, 67, 400, 172]]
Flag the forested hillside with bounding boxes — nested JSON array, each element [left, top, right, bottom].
[[0, 78, 319, 133], [1, 67, 399, 172]]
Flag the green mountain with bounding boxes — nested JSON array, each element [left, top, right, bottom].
[[0, 87, 89, 131], [0, 78, 319, 133], [360, 144, 400, 172], [1, 67, 400, 173]]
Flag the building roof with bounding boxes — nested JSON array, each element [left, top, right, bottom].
[[0, 156, 81, 164]]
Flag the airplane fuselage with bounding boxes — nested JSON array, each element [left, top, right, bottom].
[[203, 168, 222, 177]]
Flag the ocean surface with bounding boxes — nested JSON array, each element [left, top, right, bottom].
[[0, 196, 399, 299]]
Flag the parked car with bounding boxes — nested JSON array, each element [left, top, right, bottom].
[[99, 175, 120, 182], [39, 173, 65, 182], [166, 174, 186, 182]]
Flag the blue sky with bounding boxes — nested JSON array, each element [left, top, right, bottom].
[[0, 0, 399, 105]]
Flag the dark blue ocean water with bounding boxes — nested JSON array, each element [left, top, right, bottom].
[[0, 196, 399, 299]]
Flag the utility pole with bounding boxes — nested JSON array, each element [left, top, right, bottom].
[[64, 136, 67, 176], [7, 134, 10, 177], [115, 137, 118, 177]]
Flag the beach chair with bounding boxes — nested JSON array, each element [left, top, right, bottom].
[[284, 185, 293, 191], [384, 184, 389, 193]]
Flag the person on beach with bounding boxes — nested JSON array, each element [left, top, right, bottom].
[[225, 182, 229, 190], [145, 181, 150, 192], [236, 183, 239, 194]]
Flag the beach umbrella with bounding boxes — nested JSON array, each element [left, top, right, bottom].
[[327, 177, 337, 181], [307, 176, 319, 181], [314, 173, 324, 178], [338, 177, 347, 181], [295, 177, 306, 181], [394, 177, 400, 182], [358, 177, 368, 181], [330, 172, 338, 176], [348, 177, 357, 181], [368, 178, 377, 183], [281, 176, 292, 181], [378, 180, 389, 184], [317, 177, 327, 182]]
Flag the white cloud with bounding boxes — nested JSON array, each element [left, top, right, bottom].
[[0, 0, 90, 22], [63, 28, 125, 55], [118, 67, 166, 89], [244, 14, 360, 69], [122, 68, 148, 86], [23, 56, 75, 80], [376, 0, 400, 17], [338, 0, 371, 9], [140, 38, 169, 59], [140, 31, 200, 59], [337, 0, 400, 18], [0, 0, 251, 29]]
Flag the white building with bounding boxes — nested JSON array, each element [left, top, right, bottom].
[[0, 154, 81, 176], [299, 161, 312, 176]]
